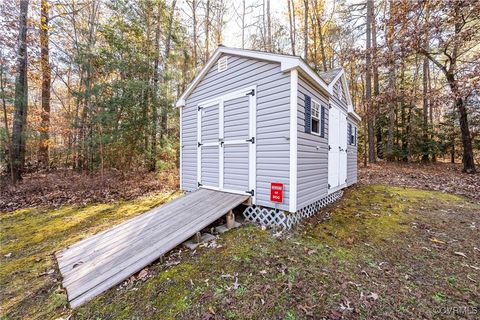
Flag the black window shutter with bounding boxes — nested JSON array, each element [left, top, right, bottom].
[[354, 126, 357, 145], [304, 95, 311, 133], [348, 123, 352, 145], [320, 106, 325, 137]]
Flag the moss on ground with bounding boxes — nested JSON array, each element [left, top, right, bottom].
[[0, 191, 180, 320], [2, 185, 478, 319]]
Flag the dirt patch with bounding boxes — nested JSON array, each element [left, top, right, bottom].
[[0, 169, 179, 212], [358, 162, 480, 202]]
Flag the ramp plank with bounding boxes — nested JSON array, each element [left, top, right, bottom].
[[55, 189, 248, 308]]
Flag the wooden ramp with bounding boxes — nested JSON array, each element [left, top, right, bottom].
[[56, 189, 249, 308]]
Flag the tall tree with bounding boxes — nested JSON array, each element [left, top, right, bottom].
[[421, 37, 429, 162], [312, 0, 327, 71], [204, 0, 210, 61], [366, 0, 375, 163], [416, 1, 477, 173], [39, 0, 51, 168], [11, 0, 29, 182], [1, 50, 14, 182], [385, 0, 396, 161], [371, 3, 381, 159], [287, 0, 296, 55], [266, 0, 272, 51], [303, 0, 308, 60]]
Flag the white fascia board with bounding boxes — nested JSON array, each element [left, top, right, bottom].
[[175, 47, 332, 107], [329, 68, 358, 121], [298, 60, 331, 95], [327, 68, 344, 91], [340, 72, 353, 107], [327, 69, 354, 108], [348, 109, 362, 122], [176, 47, 223, 107]]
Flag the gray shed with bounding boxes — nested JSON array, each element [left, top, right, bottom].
[[176, 47, 361, 228]]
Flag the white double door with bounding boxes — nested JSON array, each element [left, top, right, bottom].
[[328, 105, 347, 192], [197, 87, 256, 198]]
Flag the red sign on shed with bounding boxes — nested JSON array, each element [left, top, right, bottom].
[[270, 182, 284, 203]]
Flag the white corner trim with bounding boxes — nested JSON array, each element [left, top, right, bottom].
[[179, 106, 183, 190], [289, 69, 298, 213]]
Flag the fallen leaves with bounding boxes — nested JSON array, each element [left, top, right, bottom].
[[453, 251, 468, 258], [358, 162, 480, 202], [430, 237, 445, 244], [366, 292, 379, 301], [0, 168, 179, 212]]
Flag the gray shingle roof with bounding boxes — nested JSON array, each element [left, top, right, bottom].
[[317, 68, 343, 84]]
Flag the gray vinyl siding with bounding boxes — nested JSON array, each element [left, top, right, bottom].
[[347, 118, 358, 186], [296, 75, 330, 210], [181, 104, 197, 191], [181, 53, 291, 211], [223, 144, 249, 191], [224, 96, 249, 140], [201, 146, 219, 187]]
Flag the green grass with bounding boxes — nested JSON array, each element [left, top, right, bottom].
[[1, 185, 478, 319]]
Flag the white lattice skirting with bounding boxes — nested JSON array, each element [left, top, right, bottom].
[[242, 190, 343, 229]]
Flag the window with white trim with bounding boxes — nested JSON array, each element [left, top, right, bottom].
[[311, 100, 320, 134]]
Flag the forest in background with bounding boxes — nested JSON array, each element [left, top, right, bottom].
[[1, 0, 479, 184]]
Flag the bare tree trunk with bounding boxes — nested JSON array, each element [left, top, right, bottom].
[[205, 0, 210, 61], [159, 0, 177, 148], [421, 6, 430, 162], [313, 0, 327, 71], [39, 0, 51, 168], [303, 0, 308, 60], [385, 0, 395, 161], [266, 0, 272, 51], [1, 53, 14, 182], [11, 0, 29, 182], [366, 0, 375, 163], [447, 74, 475, 173], [241, 0, 246, 48], [150, 0, 162, 172], [428, 62, 436, 162], [191, 0, 198, 67], [287, 0, 296, 55], [421, 57, 429, 162], [371, 6, 381, 159]]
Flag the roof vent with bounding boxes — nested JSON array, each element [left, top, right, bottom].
[[218, 56, 228, 72]]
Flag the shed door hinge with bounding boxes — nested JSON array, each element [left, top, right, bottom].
[[246, 137, 255, 144], [328, 145, 331, 151], [246, 189, 254, 196], [198, 142, 203, 147], [198, 106, 203, 111], [246, 89, 255, 96], [328, 184, 331, 189], [198, 182, 203, 187]]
